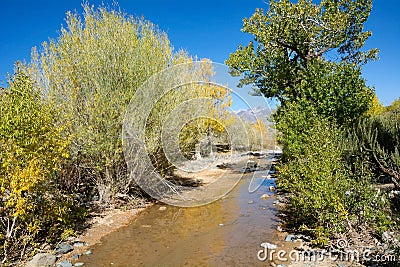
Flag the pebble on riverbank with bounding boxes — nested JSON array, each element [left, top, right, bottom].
[[260, 193, 270, 199], [25, 253, 56, 267]]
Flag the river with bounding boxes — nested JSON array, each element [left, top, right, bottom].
[[79, 154, 280, 266]]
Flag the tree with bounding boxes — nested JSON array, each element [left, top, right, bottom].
[[226, 0, 377, 124], [27, 4, 177, 203], [366, 93, 385, 116], [27, 4, 233, 203], [386, 98, 400, 114], [0, 70, 78, 263]]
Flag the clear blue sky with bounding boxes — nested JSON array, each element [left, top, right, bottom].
[[1, 0, 399, 105]]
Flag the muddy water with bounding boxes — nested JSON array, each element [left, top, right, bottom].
[[80, 157, 279, 266]]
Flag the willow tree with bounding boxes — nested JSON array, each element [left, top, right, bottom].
[[27, 5, 175, 203], [27, 4, 233, 203], [226, 0, 377, 125], [143, 58, 232, 175]]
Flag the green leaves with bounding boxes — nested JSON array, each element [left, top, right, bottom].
[[228, 0, 396, 246], [226, 0, 377, 125], [276, 102, 391, 243]]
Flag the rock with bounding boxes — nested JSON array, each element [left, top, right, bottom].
[[260, 194, 270, 200], [65, 236, 76, 242], [285, 234, 297, 242], [26, 253, 56, 267], [276, 226, 283, 232], [246, 161, 258, 169], [71, 254, 80, 259], [336, 264, 346, 267], [73, 242, 85, 247], [74, 263, 84, 267], [57, 259, 73, 267], [382, 231, 390, 241], [269, 186, 277, 192], [277, 264, 286, 267], [248, 200, 255, 204], [216, 163, 228, 169], [260, 242, 277, 249], [219, 223, 224, 226], [84, 250, 92, 255], [56, 242, 74, 254], [298, 234, 311, 242], [158, 206, 167, 211]]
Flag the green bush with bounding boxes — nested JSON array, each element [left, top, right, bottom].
[[344, 113, 400, 183], [0, 71, 84, 263], [276, 102, 391, 245]]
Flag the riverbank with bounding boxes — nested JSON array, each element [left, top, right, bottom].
[[267, 195, 364, 267], [26, 152, 270, 266], [57, 152, 280, 266], [26, 150, 390, 267], [270, 188, 399, 267]]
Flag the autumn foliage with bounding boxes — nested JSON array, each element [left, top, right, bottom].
[[0, 71, 83, 263]]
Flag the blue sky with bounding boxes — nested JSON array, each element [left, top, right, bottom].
[[1, 0, 399, 105]]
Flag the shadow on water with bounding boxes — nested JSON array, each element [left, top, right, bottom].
[[80, 156, 280, 266]]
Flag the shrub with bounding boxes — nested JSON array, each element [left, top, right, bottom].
[[27, 5, 234, 204], [0, 71, 83, 263], [27, 4, 180, 203], [276, 102, 391, 245], [344, 114, 400, 184]]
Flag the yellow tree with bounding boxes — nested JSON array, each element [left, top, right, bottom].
[[27, 4, 176, 202]]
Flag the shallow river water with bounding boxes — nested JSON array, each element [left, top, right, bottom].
[[80, 155, 279, 266]]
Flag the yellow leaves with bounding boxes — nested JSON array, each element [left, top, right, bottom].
[[366, 93, 385, 116], [332, 195, 348, 219], [3, 160, 42, 218], [0, 72, 75, 251], [61, 228, 77, 240]]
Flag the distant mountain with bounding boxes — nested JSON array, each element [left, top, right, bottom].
[[232, 106, 273, 125]]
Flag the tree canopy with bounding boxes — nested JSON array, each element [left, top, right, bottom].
[[226, 0, 378, 124]]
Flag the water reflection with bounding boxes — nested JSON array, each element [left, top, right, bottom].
[[81, 160, 278, 267]]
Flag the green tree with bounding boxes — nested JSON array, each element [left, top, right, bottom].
[[226, 0, 395, 245], [226, 0, 377, 124]]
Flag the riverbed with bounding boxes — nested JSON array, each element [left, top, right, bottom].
[[79, 154, 280, 266]]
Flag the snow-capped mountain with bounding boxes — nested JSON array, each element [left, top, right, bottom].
[[232, 106, 273, 124]]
